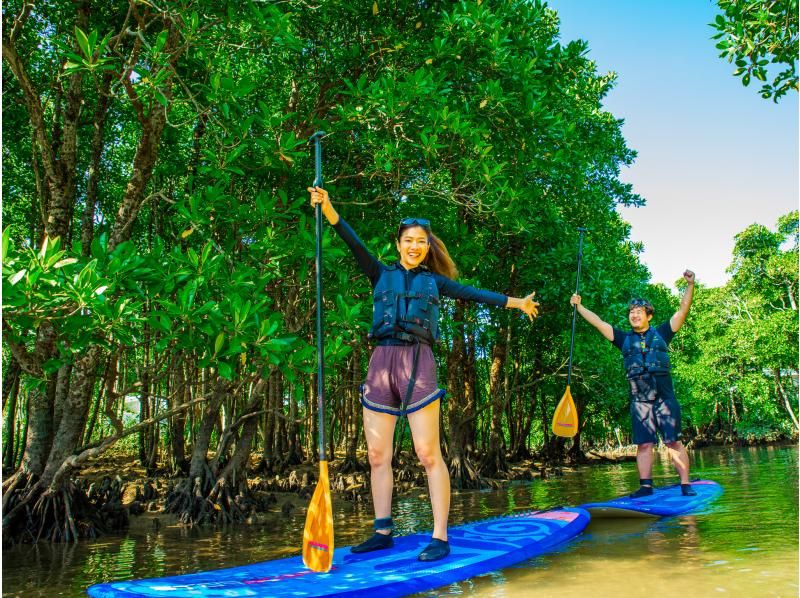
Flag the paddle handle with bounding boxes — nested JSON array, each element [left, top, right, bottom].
[[311, 131, 327, 461], [567, 228, 587, 385]]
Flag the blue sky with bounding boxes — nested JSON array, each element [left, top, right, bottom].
[[548, 0, 798, 289]]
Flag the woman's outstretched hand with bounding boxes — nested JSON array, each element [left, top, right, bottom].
[[508, 292, 539, 320], [307, 186, 339, 224], [520, 292, 540, 320]]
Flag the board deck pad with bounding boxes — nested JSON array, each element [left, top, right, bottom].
[[86, 508, 588, 597], [580, 480, 723, 518]]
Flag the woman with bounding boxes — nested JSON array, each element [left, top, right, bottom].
[[308, 186, 539, 562]]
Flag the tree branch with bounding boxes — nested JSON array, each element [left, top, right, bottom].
[[1, 328, 42, 377], [2, 38, 61, 228], [48, 395, 210, 492], [8, 1, 34, 43]]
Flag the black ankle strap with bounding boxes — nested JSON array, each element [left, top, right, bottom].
[[374, 517, 394, 531]]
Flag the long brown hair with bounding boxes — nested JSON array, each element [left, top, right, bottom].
[[397, 223, 458, 280], [426, 232, 458, 280]]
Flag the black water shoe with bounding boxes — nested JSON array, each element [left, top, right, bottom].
[[350, 531, 393, 554], [629, 485, 654, 498], [681, 483, 697, 496], [418, 538, 450, 562]]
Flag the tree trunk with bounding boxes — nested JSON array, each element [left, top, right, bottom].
[[165, 377, 229, 524], [81, 72, 113, 256], [13, 395, 29, 470], [446, 301, 481, 488], [52, 364, 73, 438], [18, 380, 56, 478], [42, 348, 100, 484], [2, 364, 21, 472], [2, 357, 20, 411], [169, 360, 190, 474], [261, 375, 276, 471], [508, 370, 539, 461], [138, 368, 152, 470], [773, 368, 800, 431], [84, 353, 116, 446], [465, 329, 478, 451], [285, 380, 305, 466], [207, 381, 266, 522], [482, 322, 509, 477], [339, 344, 363, 473], [271, 372, 286, 470]]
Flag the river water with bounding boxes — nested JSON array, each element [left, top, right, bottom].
[[2, 445, 797, 597]]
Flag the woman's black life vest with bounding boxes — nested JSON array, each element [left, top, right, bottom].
[[621, 327, 671, 378], [370, 264, 440, 345]]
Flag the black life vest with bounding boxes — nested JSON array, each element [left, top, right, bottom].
[[621, 326, 671, 379], [370, 264, 440, 345]]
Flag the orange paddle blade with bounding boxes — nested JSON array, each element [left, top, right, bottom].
[[552, 385, 579, 438], [302, 460, 334, 572]]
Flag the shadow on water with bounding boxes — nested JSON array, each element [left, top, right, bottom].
[[2, 445, 798, 597]]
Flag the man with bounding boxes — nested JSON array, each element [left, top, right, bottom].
[[570, 270, 697, 497]]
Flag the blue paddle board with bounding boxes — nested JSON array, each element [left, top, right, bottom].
[[86, 507, 589, 597], [580, 479, 723, 518]]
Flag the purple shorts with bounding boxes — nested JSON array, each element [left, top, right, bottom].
[[360, 344, 445, 416]]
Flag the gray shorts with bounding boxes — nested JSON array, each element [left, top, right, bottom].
[[360, 344, 444, 416], [628, 375, 682, 444]]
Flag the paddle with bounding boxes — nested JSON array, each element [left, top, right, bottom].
[[303, 131, 334, 572], [552, 227, 587, 438]]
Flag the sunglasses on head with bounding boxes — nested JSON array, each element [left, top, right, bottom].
[[628, 298, 653, 312], [399, 217, 431, 228]]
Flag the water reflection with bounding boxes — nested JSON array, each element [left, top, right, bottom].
[[2, 445, 797, 597]]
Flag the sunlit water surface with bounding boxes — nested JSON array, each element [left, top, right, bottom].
[[2, 445, 797, 597]]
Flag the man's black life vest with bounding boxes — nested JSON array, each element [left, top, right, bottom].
[[370, 264, 440, 345], [621, 326, 671, 379]]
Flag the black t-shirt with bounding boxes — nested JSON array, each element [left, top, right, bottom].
[[610, 322, 676, 401]]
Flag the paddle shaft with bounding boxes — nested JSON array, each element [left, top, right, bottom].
[[312, 131, 327, 461], [567, 228, 587, 386]]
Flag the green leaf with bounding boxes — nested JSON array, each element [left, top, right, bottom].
[[91, 234, 108, 260], [75, 26, 91, 57], [201, 242, 213, 266], [215, 332, 225, 354], [44, 250, 67, 269], [53, 258, 78, 269], [240, 300, 251, 323], [39, 236, 49, 259], [9, 269, 27, 285], [154, 30, 168, 53], [217, 361, 233, 380], [187, 248, 199, 268], [2, 227, 10, 262]]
